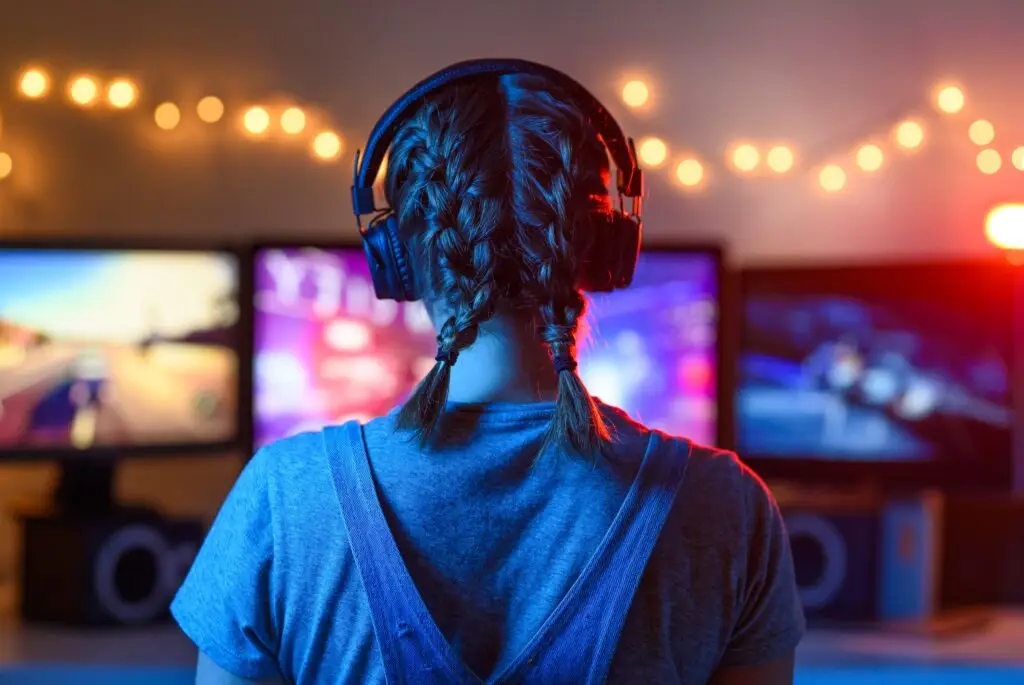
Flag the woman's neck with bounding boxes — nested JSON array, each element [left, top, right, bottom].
[[443, 314, 560, 404]]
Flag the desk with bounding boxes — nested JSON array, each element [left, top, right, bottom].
[[1, 613, 1022, 684]]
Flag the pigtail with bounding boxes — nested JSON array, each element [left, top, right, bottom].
[[388, 82, 509, 442], [503, 74, 613, 456]]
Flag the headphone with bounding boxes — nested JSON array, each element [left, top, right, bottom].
[[350, 58, 644, 302]]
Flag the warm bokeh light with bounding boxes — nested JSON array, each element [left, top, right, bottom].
[[243, 106, 271, 135], [894, 120, 924, 150], [68, 75, 99, 106], [731, 144, 759, 172], [280, 107, 307, 134], [855, 144, 884, 172], [986, 204, 1024, 250], [976, 148, 1001, 175], [154, 102, 181, 130], [675, 158, 704, 187], [197, 96, 225, 123], [765, 146, 794, 173], [0, 152, 11, 180], [18, 68, 49, 99], [934, 85, 965, 114], [983, 204, 1024, 249], [312, 131, 343, 160], [106, 79, 137, 109], [621, 80, 649, 108], [968, 119, 995, 146], [375, 153, 389, 185], [1012, 147, 1024, 171], [638, 137, 668, 167], [818, 165, 846, 192]]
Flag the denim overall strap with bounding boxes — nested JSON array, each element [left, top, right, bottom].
[[323, 422, 481, 685], [324, 422, 691, 684], [493, 432, 691, 684]]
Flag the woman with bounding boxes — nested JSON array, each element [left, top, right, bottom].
[[173, 61, 805, 684]]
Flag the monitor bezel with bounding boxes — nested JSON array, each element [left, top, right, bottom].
[[732, 259, 1018, 492], [250, 240, 728, 450], [0, 240, 251, 462]]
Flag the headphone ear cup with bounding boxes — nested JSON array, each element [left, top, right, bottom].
[[362, 214, 418, 301], [611, 213, 642, 288], [577, 212, 642, 292]]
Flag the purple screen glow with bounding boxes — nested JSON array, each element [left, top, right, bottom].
[[253, 248, 719, 448]]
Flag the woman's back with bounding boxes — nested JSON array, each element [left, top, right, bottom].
[[173, 401, 803, 684], [363, 402, 648, 679]]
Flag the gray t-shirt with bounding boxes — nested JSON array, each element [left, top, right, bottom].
[[172, 401, 805, 683]]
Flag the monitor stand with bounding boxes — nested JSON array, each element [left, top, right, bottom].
[[54, 460, 119, 517], [18, 460, 205, 626]]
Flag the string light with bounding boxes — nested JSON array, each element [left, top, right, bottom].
[[154, 102, 180, 130], [730, 144, 759, 173], [197, 96, 224, 123], [621, 80, 649, 108], [968, 119, 994, 146], [765, 146, 794, 173], [855, 144, 884, 172], [818, 165, 846, 192], [106, 79, 137, 109], [243, 106, 270, 135], [675, 158, 704, 188], [0, 152, 11, 180], [68, 75, 99, 107], [5, 64, 1020, 201], [976, 149, 1001, 175], [18, 68, 48, 99], [280, 107, 306, 135], [934, 85, 965, 114], [1012, 147, 1024, 171], [894, 120, 924, 150], [312, 131, 342, 160], [638, 137, 668, 167]]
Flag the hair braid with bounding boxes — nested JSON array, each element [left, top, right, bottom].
[[386, 82, 509, 441], [502, 74, 613, 455]]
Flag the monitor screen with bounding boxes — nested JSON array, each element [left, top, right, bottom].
[[252, 247, 719, 448], [0, 248, 241, 455], [736, 264, 1015, 466]]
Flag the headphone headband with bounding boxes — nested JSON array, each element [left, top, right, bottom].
[[351, 58, 643, 219]]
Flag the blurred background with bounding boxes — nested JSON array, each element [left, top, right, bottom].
[[1, 1, 1023, 683]]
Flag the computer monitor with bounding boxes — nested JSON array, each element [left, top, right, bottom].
[[252, 246, 721, 449], [0, 246, 243, 460], [735, 261, 1017, 491]]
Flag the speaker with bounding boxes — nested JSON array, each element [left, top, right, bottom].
[[19, 509, 204, 626], [779, 490, 943, 625]]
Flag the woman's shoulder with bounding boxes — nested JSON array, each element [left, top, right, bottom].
[[252, 417, 396, 496], [247, 428, 344, 514], [252, 429, 329, 477], [662, 437, 777, 549]]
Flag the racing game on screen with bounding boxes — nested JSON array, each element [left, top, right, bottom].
[[253, 248, 718, 448], [737, 273, 1014, 462], [0, 250, 240, 453]]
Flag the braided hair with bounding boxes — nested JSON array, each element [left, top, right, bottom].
[[385, 74, 612, 454], [386, 81, 509, 439], [504, 73, 612, 454]]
